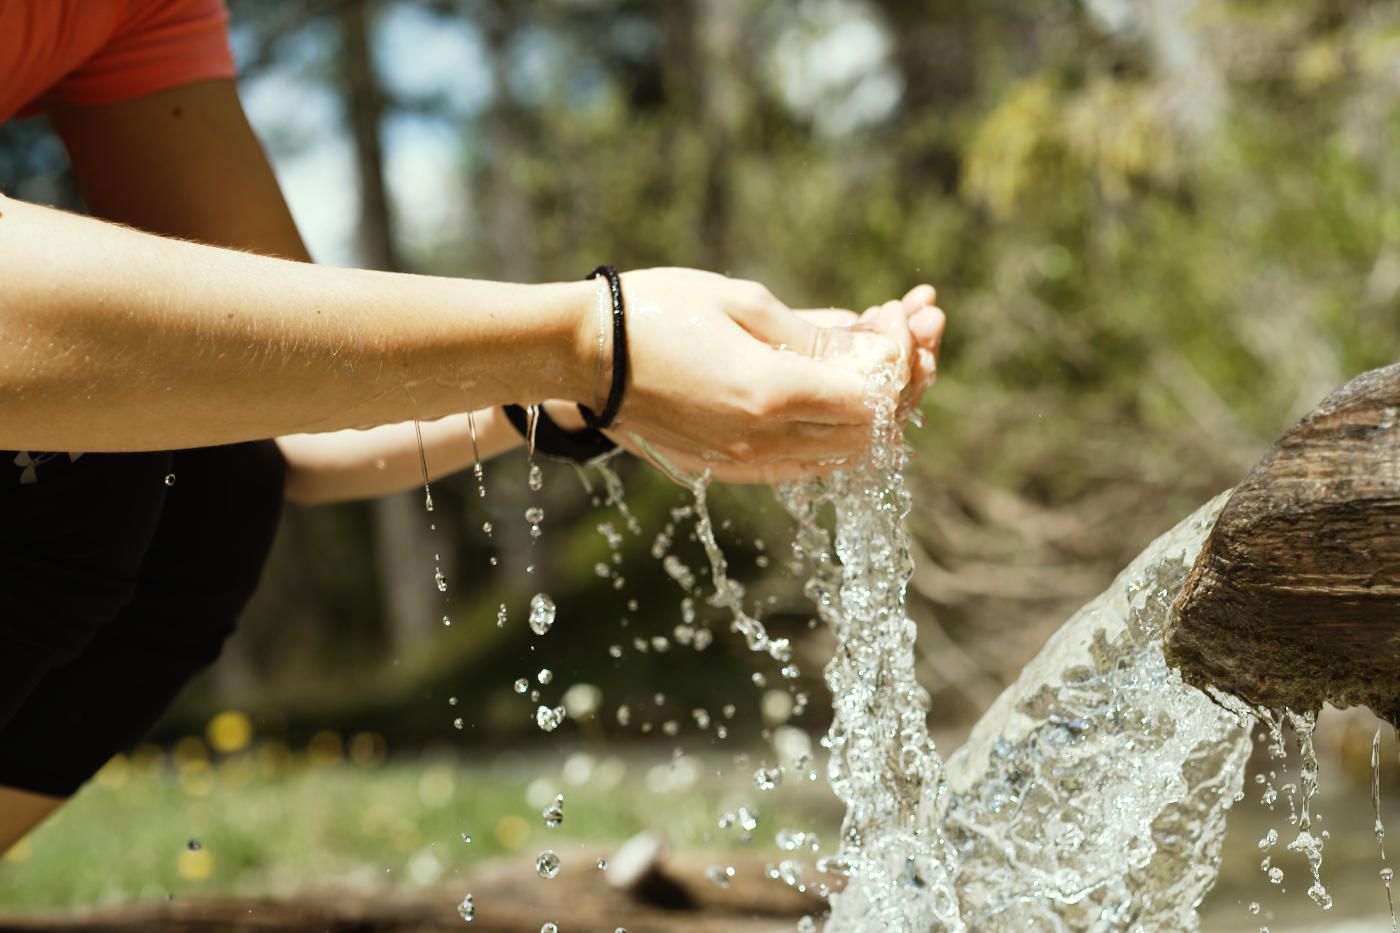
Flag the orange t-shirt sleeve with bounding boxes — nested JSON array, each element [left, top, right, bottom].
[[39, 0, 236, 109]]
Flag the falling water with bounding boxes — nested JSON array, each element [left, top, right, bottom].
[[775, 359, 962, 931], [413, 420, 434, 512], [466, 410, 486, 499], [1376, 727, 1398, 930]]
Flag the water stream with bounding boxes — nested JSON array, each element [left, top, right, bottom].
[[433, 346, 1366, 930]]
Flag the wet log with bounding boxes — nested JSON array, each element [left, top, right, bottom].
[[0, 850, 821, 933], [1166, 362, 1400, 722]]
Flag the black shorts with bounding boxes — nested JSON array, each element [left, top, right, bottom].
[[0, 441, 284, 796]]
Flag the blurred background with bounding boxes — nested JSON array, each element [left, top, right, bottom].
[[2, 0, 1399, 929]]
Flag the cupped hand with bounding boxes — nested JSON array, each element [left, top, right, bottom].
[[597, 276, 945, 485], [602, 268, 874, 475], [796, 283, 945, 418]]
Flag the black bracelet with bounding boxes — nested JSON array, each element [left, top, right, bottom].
[[579, 264, 627, 430], [501, 404, 617, 464]]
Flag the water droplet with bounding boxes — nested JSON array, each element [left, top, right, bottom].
[[542, 795, 564, 828], [448, 696, 458, 706], [461, 833, 472, 844], [535, 850, 561, 879], [528, 462, 544, 491], [537, 669, 553, 684], [797, 917, 817, 933], [529, 594, 556, 635], [596, 858, 608, 870], [442, 615, 452, 627], [453, 718, 464, 730], [164, 474, 176, 487], [540, 924, 557, 933], [754, 766, 782, 791], [608, 644, 622, 658], [514, 678, 529, 694], [435, 568, 447, 592], [705, 864, 735, 887], [482, 521, 493, 536], [496, 603, 508, 628], [536, 705, 566, 732], [1247, 901, 1259, 914], [457, 893, 475, 921], [186, 839, 201, 851]]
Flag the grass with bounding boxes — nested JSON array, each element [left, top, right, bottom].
[[0, 730, 841, 913]]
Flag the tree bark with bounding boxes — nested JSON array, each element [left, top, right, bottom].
[[1165, 363, 1400, 723]]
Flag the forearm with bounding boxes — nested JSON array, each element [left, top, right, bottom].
[[0, 195, 593, 452], [278, 401, 590, 504]]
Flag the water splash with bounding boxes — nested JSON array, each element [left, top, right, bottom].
[[775, 361, 962, 931], [942, 493, 1253, 931], [769, 341, 1254, 929]]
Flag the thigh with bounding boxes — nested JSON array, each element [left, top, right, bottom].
[[0, 441, 285, 797], [0, 449, 172, 732]]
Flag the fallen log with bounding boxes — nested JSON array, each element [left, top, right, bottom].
[[1166, 362, 1400, 722]]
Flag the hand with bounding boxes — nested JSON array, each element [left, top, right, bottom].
[[797, 283, 945, 418], [862, 283, 946, 418], [594, 268, 874, 478], [597, 278, 945, 485]]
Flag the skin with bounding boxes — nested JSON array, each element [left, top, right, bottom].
[[0, 78, 945, 849]]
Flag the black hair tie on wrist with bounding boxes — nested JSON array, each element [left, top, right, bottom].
[[500, 264, 627, 463], [579, 264, 627, 430], [501, 404, 616, 464]]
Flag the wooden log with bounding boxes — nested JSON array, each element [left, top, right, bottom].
[[1165, 362, 1400, 722]]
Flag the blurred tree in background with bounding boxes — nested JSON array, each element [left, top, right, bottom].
[[2, 0, 1397, 749]]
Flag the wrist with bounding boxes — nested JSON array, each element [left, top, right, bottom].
[[535, 279, 601, 406]]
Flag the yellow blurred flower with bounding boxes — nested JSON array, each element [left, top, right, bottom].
[[348, 731, 387, 768], [177, 847, 214, 882], [206, 711, 253, 754], [256, 740, 292, 776], [307, 730, 344, 766], [172, 736, 208, 766], [494, 814, 529, 850]]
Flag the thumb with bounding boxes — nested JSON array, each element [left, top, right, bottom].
[[731, 287, 824, 356]]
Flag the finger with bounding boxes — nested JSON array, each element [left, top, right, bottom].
[[621, 435, 841, 486], [863, 300, 914, 372], [738, 421, 872, 464], [760, 352, 872, 425], [629, 415, 870, 466], [910, 305, 946, 348], [730, 284, 821, 355], [901, 283, 936, 311], [793, 308, 860, 328]]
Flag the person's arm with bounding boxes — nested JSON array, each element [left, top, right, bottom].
[[11, 79, 874, 469], [0, 193, 593, 451]]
